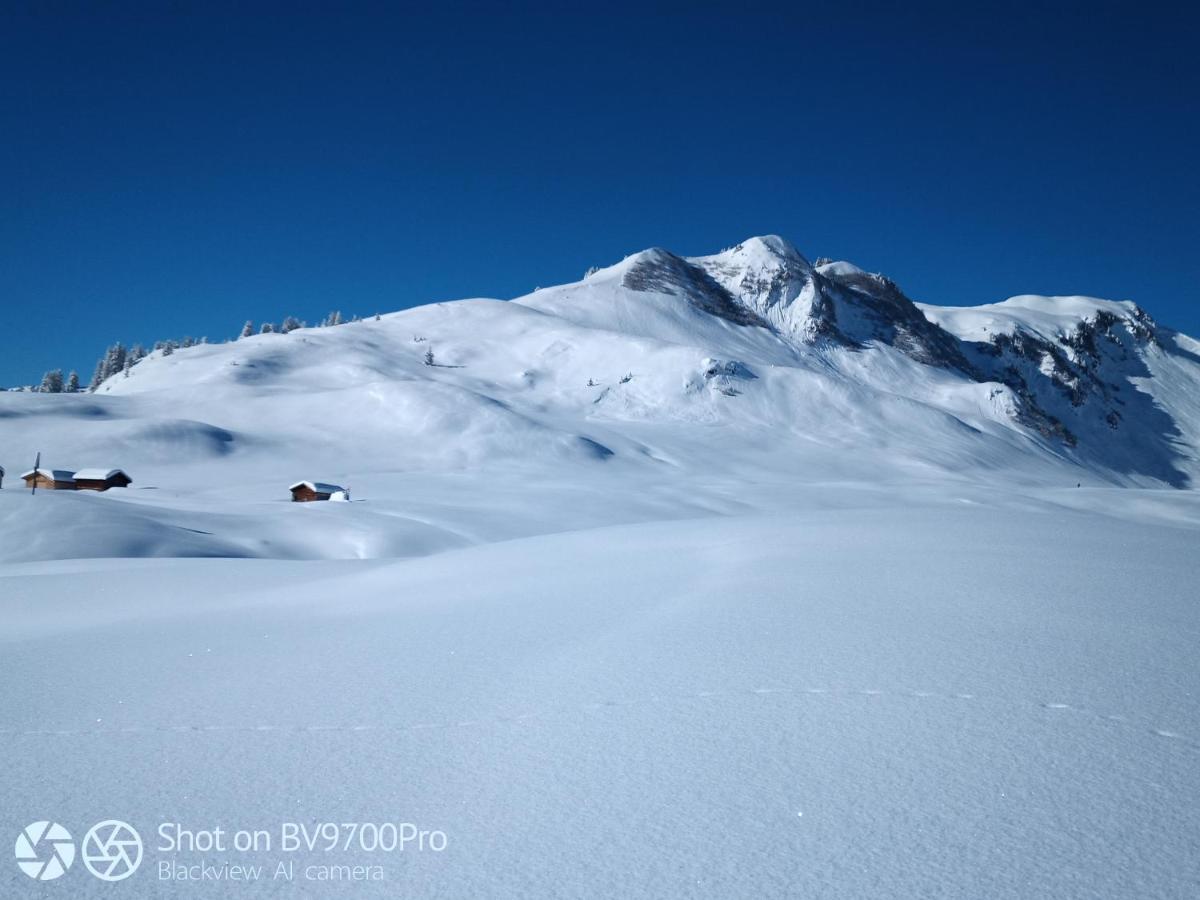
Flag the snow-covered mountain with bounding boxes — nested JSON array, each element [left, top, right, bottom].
[[1, 235, 1197, 563], [105, 235, 1200, 478], [547, 235, 1198, 484], [3, 237, 1200, 900]]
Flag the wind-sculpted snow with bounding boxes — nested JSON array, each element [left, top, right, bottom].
[[2, 508, 1198, 898]]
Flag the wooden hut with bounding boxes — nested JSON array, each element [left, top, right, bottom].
[[74, 468, 133, 491], [289, 481, 347, 502], [20, 468, 77, 490]]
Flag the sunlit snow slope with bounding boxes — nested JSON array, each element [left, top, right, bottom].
[[1, 235, 1197, 562]]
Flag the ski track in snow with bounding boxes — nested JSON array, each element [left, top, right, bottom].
[[3, 685, 1193, 751]]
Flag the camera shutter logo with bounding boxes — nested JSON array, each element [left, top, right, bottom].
[[14, 821, 75, 881], [81, 820, 143, 882]]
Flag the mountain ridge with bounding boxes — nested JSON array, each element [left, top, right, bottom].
[[76, 234, 1193, 488], [515, 235, 1194, 484], [1, 234, 1197, 563]]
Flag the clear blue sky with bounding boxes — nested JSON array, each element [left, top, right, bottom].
[[2, 1, 1197, 386]]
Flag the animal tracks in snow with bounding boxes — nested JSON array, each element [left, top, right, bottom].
[[0, 685, 1193, 751]]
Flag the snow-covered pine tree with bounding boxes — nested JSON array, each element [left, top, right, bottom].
[[85, 342, 125, 391], [39, 369, 64, 393], [88, 358, 106, 391], [240, 321, 254, 338], [281, 316, 302, 333], [86, 342, 125, 391], [260, 322, 275, 334], [66, 371, 79, 393], [424, 348, 435, 366]]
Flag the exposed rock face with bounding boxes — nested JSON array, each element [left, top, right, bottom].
[[685, 238, 1182, 475], [813, 263, 979, 374], [692, 238, 977, 376], [958, 304, 1168, 451], [621, 249, 767, 328], [533, 234, 1191, 485], [692, 237, 832, 341]]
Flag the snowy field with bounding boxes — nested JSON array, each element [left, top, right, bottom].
[[3, 503, 1199, 898], [2, 238, 1198, 897]]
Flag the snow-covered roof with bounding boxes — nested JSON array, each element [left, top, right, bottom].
[[20, 468, 75, 482], [74, 468, 129, 481], [289, 481, 345, 494]]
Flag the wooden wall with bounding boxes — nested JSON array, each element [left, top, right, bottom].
[[291, 485, 330, 502], [22, 474, 74, 490]]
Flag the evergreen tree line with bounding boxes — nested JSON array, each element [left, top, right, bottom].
[[238, 310, 375, 338], [30, 309, 380, 392]]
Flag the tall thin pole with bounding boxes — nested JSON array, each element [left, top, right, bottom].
[[30, 451, 40, 495]]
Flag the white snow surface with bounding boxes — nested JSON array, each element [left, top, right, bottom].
[[1, 236, 1198, 897], [918, 294, 1141, 342]]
